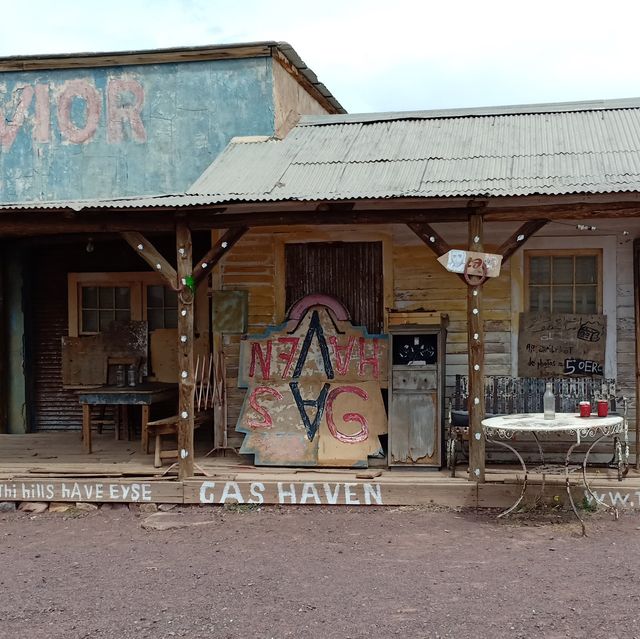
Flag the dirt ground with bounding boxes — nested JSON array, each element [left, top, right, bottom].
[[1, 504, 639, 639]]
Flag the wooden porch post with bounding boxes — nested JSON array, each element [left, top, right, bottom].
[[467, 214, 485, 482], [176, 222, 195, 480], [634, 239, 640, 470]]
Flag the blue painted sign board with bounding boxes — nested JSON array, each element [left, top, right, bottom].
[[0, 57, 274, 202]]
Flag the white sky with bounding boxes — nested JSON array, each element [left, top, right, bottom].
[[1, 0, 640, 114]]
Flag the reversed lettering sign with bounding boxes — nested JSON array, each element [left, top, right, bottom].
[[0, 77, 146, 152], [237, 298, 388, 467], [518, 312, 606, 378]]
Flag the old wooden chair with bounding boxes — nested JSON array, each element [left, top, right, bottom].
[[145, 354, 215, 468]]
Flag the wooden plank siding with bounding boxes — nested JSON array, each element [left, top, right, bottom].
[[392, 243, 512, 395], [214, 220, 638, 464], [215, 224, 512, 446], [616, 236, 636, 408], [218, 231, 277, 446]]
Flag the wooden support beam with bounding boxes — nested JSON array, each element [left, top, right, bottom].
[[192, 226, 248, 286], [0, 255, 5, 434], [498, 219, 549, 264], [634, 239, 640, 470], [407, 223, 452, 257], [0, 207, 474, 237], [121, 231, 177, 289], [485, 201, 640, 222], [176, 222, 195, 480], [467, 214, 485, 483]]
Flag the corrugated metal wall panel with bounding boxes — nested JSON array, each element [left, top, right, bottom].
[[285, 242, 383, 334], [31, 259, 80, 430]]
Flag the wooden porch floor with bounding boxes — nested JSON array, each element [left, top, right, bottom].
[[1, 431, 639, 509]]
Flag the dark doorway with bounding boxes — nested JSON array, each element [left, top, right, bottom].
[[285, 241, 384, 334]]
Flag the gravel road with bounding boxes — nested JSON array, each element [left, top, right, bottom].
[[1, 504, 638, 639]]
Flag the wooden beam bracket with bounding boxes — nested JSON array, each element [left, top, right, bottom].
[[121, 231, 178, 289], [498, 219, 549, 264], [407, 222, 452, 258], [192, 226, 248, 286]]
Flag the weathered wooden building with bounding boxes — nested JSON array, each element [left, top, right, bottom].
[[0, 42, 343, 436], [176, 98, 640, 483], [2, 92, 640, 509]]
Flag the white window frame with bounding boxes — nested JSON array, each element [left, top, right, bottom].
[[510, 235, 617, 378]]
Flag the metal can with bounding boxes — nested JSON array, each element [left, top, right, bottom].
[[597, 400, 609, 417], [579, 401, 591, 417]]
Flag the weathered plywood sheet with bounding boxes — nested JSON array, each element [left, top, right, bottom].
[[236, 301, 388, 467], [316, 382, 387, 466], [149, 329, 178, 382], [62, 321, 149, 386], [236, 382, 319, 465], [237, 381, 387, 467], [103, 321, 148, 376], [239, 306, 388, 386], [61, 336, 107, 386], [149, 330, 208, 383], [518, 313, 606, 377]]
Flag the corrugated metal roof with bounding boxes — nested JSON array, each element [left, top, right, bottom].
[[0, 194, 222, 211], [186, 97, 640, 201], [4, 97, 640, 211]]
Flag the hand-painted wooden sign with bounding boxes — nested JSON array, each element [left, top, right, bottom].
[[0, 479, 181, 503], [518, 312, 606, 378], [236, 295, 388, 467], [437, 249, 502, 277], [198, 480, 384, 505]]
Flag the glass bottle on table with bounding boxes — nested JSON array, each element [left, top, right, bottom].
[[544, 382, 555, 420]]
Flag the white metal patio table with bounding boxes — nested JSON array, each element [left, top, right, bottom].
[[482, 412, 626, 535]]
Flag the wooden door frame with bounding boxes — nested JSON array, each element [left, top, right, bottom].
[[274, 227, 394, 330]]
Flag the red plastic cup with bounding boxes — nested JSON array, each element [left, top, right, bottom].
[[597, 400, 609, 417], [579, 401, 591, 417]]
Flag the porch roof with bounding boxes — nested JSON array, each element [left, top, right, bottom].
[[186, 97, 640, 202], [4, 98, 640, 217]]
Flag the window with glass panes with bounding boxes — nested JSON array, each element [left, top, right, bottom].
[[70, 273, 179, 337], [526, 251, 601, 314], [146, 285, 178, 330], [81, 286, 131, 333]]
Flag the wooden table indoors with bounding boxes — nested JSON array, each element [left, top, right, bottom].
[[78, 383, 178, 454]]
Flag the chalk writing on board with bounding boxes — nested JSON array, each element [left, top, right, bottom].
[[518, 312, 606, 378], [564, 358, 603, 376]]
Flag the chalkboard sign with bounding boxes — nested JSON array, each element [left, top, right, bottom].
[[517, 312, 606, 378]]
